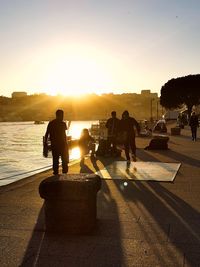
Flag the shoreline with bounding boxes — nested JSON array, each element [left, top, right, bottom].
[[0, 120, 96, 188], [0, 157, 81, 192]]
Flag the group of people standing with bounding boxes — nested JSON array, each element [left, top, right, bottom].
[[44, 109, 140, 175], [43, 109, 199, 175], [105, 110, 140, 163]]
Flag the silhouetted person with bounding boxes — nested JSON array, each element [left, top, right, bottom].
[[79, 128, 95, 159], [44, 109, 69, 175], [105, 111, 120, 155], [120, 110, 140, 163], [189, 111, 199, 141]]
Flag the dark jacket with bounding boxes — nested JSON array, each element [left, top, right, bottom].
[[106, 118, 120, 136], [189, 115, 199, 128], [45, 119, 67, 150], [120, 117, 140, 136]]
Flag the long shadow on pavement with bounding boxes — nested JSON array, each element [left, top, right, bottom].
[[137, 141, 200, 168], [156, 149, 200, 168], [112, 177, 200, 266], [110, 149, 200, 266], [89, 147, 200, 265]]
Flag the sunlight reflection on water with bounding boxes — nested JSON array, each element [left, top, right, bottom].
[[67, 121, 95, 139], [70, 147, 81, 160]]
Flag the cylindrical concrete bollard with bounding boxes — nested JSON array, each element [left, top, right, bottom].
[[39, 173, 101, 234]]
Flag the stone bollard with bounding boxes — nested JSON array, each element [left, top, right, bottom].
[[39, 174, 101, 234], [171, 127, 181, 135]]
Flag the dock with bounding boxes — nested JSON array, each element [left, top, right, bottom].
[[0, 125, 200, 266]]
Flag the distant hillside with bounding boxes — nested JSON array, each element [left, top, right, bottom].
[[0, 92, 162, 121]]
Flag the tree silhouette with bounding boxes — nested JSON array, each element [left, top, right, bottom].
[[160, 74, 200, 117]]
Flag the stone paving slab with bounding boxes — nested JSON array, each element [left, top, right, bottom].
[[96, 161, 181, 181], [0, 230, 35, 267]]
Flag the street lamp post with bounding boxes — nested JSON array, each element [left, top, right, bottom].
[[157, 100, 159, 120], [150, 98, 154, 122]]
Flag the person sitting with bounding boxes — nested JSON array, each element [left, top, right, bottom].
[[79, 128, 95, 158]]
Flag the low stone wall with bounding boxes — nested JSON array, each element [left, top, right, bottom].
[[39, 174, 101, 234]]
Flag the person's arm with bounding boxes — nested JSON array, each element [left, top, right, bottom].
[[63, 122, 68, 143], [67, 121, 70, 130], [137, 123, 141, 135], [44, 123, 50, 144], [64, 122, 67, 133], [189, 117, 192, 126], [132, 118, 140, 134], [43, 123, 50, 157], [105, 119, 110, 129], [197, 116, 199, 127]]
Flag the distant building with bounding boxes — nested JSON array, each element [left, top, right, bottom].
[[141, 90, 158, 98], [141, 89, 151, 96], [12, 92, 27, 98]]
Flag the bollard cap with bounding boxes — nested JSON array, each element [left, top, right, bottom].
[[39, 173, 101, 200]]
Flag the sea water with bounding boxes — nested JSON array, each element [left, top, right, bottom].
[[0, 121, 97, 186]]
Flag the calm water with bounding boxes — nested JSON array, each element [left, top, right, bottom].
[[0, 121, 97, 186]]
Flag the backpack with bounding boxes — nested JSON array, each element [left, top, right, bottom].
[[96, 140, 108, 156], [145, 136, 169, 150]]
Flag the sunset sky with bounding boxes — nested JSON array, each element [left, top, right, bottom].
[[0, 0, 200, 97]]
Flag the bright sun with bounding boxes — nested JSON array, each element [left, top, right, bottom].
[[41, 47, 114, 96]]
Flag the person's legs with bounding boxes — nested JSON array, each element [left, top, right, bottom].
[[111, 136, 117, 153], [61, 147, 69, 173], [88, 142, 96, 155], [52, 149, 59, 175], [124, 140, 130, 161], [107, 137, 112, 152], [191, 127, 193, 140], [129, 136, 136, 155], [193, 127, 197, 140], [191, 127, 195, 140], [80, 145, 87, 158]]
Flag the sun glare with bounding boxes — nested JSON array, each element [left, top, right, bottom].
[[41, 50, 113, 96]]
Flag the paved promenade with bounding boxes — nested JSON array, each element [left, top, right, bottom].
[[0, 125, 200, 267]]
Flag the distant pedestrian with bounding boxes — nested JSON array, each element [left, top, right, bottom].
[[44, 109, 69, 175], [105, 111, 120, 155], [189, 112, 199, 141], [120, 110, 140, 163]]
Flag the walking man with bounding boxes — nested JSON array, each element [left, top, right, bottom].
[[44, 109, 69, 174], [189, 111, 199, 141], [105, 111, 120, 155], [121, 110, 140, 163]]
